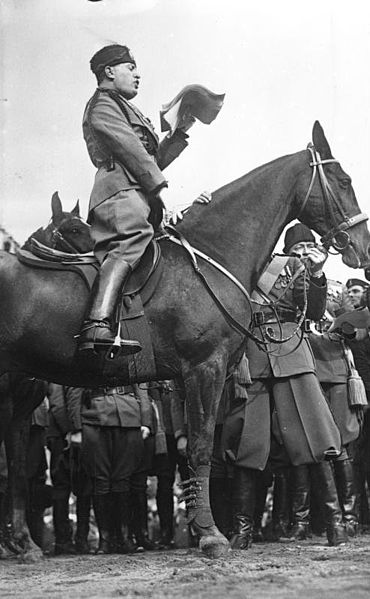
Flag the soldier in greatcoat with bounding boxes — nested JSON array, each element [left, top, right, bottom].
[[78, 44, 195, 356], [222, 224, 346, 549]]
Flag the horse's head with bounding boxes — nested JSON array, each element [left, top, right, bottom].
[[47, 191, 93, 254], [296, 121, 370, 268]]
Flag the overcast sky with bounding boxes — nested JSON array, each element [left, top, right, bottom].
[[1, 0, 370, 282]]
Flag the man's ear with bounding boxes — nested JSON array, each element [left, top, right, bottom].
[[104, 65, 115, 80]]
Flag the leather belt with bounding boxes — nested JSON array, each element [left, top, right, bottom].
[[87, 385, 133, 399], [253, 309, 297, 326]]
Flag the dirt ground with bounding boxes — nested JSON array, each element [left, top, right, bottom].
[[1, 534, 370, 599]]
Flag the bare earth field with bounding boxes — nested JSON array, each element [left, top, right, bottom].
[[1, 534, 370, 599]]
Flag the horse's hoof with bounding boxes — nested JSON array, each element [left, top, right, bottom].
[[199, 532, 230, 559]]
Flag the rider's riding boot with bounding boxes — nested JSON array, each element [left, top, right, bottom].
[[230, 467, 256, 550], [78, 257, 142, 355], [272, 467, 291, 542], [290, 465, 312, 541], [75, 494, 92, 554], [210, 477, 233, 539], [92, 494, 112, 554], [333, 458, 359, 537], [311, 461, 348, 546], [156, 476, 175, 549]]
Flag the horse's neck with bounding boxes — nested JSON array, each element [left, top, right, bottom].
[[178, 151, 306, 289], [22, 227, 52, 251]]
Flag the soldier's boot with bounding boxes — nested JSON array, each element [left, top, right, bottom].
[[113, 492, 135, 554], [210, 477, 233, 539], [75, 495, 92, 554], [311, 461, 348, 546], [253, 474, 269, 542], [53, 494, 76, 555], [333, 458, 359, 537], [156, 476, 175, 549], [272, 467, 291, 542], [92, 494, 113, 554], [290, 464, 312, 541], [230, 467, 256, 550], [131, 490, 155, 552], [78, 257, 141, 355]]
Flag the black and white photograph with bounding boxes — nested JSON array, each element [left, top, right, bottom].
[[1, 1, 370, 597]]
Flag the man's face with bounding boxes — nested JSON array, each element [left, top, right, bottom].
[[288, 241, 316, 259], [347, 285, 366, 308], [107, 62, 140, 99]]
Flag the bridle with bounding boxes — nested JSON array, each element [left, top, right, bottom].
[[297, 143, 368, 253], [47, 215, 89, 253]]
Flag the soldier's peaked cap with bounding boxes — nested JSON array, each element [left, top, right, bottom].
[[346, 278, 369, 290], [283, 223, 315, 254], [90, 44, 136, 75]]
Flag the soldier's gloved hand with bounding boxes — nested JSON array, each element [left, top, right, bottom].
[[141, 426, 150, 440], [306, 245, 328, 277], [177, 109, 196, 132], [176, 435, 188, 457]]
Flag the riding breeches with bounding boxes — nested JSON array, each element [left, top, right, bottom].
[[89, 189, 153, 267], [222, 373, 342, 470]]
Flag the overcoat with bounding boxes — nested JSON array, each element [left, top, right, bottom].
[[222, 255, 342, 470]]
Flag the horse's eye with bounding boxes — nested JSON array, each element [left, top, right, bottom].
[[71, 228, 79, 234], [339, 178, 351, 189]]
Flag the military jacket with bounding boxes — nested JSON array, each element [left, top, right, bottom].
[[81, 384, 153, 429], [247, 254, 327, 378], [82, 88, 189, 216], [47, 384, 83, 438], [309, 332, 348, 384]]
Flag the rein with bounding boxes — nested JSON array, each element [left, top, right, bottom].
[[298, 144, 368, 253]]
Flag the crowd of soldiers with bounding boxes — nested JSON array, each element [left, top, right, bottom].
[[1, 223, 369, 557]]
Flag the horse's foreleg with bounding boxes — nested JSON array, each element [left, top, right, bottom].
[[183, 355, 230, 559], [5, 420, 43, 561]]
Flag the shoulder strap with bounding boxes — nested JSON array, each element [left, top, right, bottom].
[[251, 255, 289, 301]]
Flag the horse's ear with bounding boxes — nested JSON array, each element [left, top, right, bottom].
[[312, 121, 333, 159], [51, 191, 63, 224], [71, 200, 80, 217]]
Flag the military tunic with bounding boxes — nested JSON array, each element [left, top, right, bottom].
[[81, 384, 153, 495], [83, 88, 189, 266], [309, 332, 360, 446], [222, 254, 342, 470]]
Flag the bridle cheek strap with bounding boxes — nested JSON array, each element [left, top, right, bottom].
[[298, 143, 368, 252]]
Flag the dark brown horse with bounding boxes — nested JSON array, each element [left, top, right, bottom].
[[0, 192, 92, 559], [0, 123, 369, 558]]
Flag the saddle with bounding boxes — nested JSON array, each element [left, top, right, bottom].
[[16, 237, 163, 303], [16, 238, 164, 386]]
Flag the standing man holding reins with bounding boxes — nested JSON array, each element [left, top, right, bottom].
[[78, 44, 196, 356]]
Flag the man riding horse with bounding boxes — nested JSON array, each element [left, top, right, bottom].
[[78, 44, 196, 356]]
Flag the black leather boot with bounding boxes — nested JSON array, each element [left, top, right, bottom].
[[92, 494, 113, 554], [210, 477, 233, 539], [333, 458, 359, 537], [230, 468, 256, 550], [131, 490, 155, 552], [75, 495, 92, 554], [290, 465, 312, 541], [253, 474, 269, 542], [53, 494, 76, 555], [156, 476, 175, 549], [78, 257, 141, 355], [272, 467, 291, 541], [113, 491, 135, 554], [311, 461, 348, 546]]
